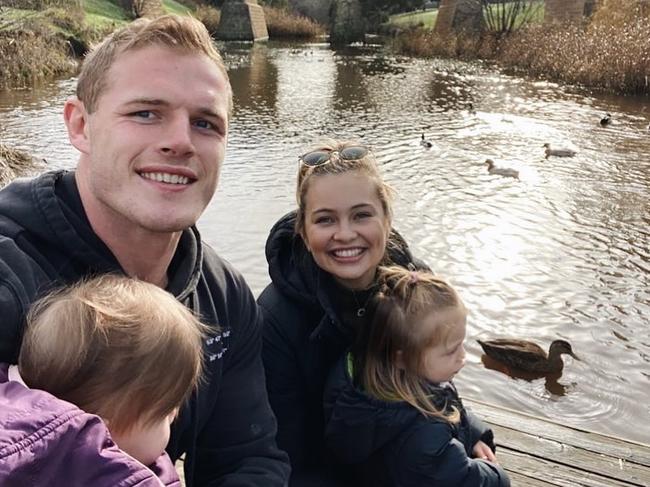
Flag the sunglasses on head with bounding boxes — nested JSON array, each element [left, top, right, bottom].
[[299, 145, 369, 167]]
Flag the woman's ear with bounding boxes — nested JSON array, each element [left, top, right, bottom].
[[63, 96, 90, 155]]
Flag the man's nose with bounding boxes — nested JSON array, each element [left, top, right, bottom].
[[160, 117, 195, 157]]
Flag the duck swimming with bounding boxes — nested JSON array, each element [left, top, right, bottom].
[[478, 338, 579, 373], [600, 113, 612, 126], [485, 159, 519, 179], [420, 133, 433, 148], [543, 143, 576, 159]]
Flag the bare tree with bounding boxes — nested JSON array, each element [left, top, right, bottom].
[[480, 0, 543, 38]]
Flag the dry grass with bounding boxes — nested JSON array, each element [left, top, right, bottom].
[[263, 5, 325, 40], [0, 24, 77, 89], [394, 0, 650, 94], [193, 4, 220, 35], [0, 144, 43, 188]]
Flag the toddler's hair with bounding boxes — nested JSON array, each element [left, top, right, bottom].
[[19, 274, 208, 434], [352, 266, 466, 421]]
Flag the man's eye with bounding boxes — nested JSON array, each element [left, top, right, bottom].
[[132, 111, 153, 119], [194, 119, 215, 130]]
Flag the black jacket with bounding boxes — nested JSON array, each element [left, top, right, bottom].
[[323, 356, 511, 487], [0, 171, 290, 487], [258, 211, 425, 486]]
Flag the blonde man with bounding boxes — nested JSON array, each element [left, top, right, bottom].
[[1, 275, 207, 485], [0, 15, 289, 486]]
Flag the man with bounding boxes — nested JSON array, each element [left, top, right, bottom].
[[0, 15, 290, 486]]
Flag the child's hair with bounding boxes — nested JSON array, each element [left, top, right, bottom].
[[352, 266, 466, 422], [77, 14, 232, 114], [18, 274, 208, 434], [295, 138, 394, 238]]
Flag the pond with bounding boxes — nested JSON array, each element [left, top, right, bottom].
[[1, 40, 649, 445]]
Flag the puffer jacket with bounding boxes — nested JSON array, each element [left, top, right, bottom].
[[323, 356, 511, 487], [0, 363, 180, 487], [258, 211, 428, 486]]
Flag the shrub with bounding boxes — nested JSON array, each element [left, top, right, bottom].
[[263, 5, 325, 39], [193, 5, 221, 35]]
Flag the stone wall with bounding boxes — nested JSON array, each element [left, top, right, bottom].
[[545, 0, 595, 23], [115, 0, 163, 18], [289, 0, 332, 25], [434, 0, 483, 35], [216, 0, 269, 41]]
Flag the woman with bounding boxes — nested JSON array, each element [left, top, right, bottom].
[[258, 140, 429, 486]]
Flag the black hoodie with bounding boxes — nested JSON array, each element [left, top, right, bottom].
[[0, 171, 290, 487], [323, 356, 511, 487], [258, 211, 426, 486]]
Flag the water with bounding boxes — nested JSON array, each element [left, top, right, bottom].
[[1, 41, 649, 445]]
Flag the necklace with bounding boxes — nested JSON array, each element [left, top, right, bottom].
[[351, 289, 374, 317]]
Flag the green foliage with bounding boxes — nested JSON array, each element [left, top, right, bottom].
[[163, 0, 193, 15]]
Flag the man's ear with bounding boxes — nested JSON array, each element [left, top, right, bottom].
[[63, 96, 90, 155]]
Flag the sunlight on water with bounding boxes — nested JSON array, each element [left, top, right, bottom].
[[1, 41, 649, 444]]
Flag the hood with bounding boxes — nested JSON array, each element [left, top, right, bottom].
[[0, 171, 201, 301], [265, 211, 426, 310], [265, 211, 320, 307]]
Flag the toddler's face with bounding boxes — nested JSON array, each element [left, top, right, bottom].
[[111, 410, 177, 466], [419, 307, 467, 383]]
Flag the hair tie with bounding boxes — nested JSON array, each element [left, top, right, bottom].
[[409, 271, 418, 284]]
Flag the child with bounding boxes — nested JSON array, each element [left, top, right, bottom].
[[0, 275, 208, 486], [323, 266, 511, 487]]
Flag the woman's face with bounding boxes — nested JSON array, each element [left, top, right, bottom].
[[302, 171, 390, 290]]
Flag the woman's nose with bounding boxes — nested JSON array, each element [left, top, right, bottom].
[[333, 221, 356, 241]]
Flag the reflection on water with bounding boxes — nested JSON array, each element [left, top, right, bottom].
[[1, 41, 649, 444]]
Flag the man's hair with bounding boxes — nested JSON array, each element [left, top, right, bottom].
[[77, 14, 232, 114], [352, 266, 466, 422], [19, 274, 208, 434]]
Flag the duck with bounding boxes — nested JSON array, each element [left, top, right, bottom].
[[478, 338, 579, 373], [600, 113, 612, 126], [420, 133, 433, 148], [543, 143, 576, 159], [485, 159, 519, 179]]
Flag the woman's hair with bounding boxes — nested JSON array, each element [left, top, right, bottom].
[[352, 266, 466, 422], [294, 139, 394, 238], [19, 274, 209, 434]]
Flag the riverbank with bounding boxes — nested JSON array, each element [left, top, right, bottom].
[[392, 0, 650, 96], [0, 144, 44, 187], [0, 0, 323, 90]]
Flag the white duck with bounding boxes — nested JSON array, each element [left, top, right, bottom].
[[485, 159, 519, 179], [543, 143, 576, 159], [420, 133, 433, 148]]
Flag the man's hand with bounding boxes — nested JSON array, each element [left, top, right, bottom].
[[472, 440, 497, 463]]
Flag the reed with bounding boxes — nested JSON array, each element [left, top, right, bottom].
[[393, 0, 650, 94], [263, 5, 325, 40], [0, 144, 42, 188], [193, 4, 220, 34]]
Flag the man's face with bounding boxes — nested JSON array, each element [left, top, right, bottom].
[[75, 45, 230, 235]]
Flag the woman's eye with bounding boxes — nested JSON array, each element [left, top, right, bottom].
[[355, 212, 372, 220], [315, 216, 333, 225]]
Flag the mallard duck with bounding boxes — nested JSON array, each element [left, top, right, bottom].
[[478, 338, 579, 373], [485, 159, 519, 179], [543, 143, 576, 159], [600, 113, 612, 126], [420, 133, 433, 148]]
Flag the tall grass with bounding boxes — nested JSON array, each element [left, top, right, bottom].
[[394, 0, 650, 94], [263, 5, 325, 39]]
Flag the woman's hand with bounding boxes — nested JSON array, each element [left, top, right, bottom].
[[472, 440, 497, 463]]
